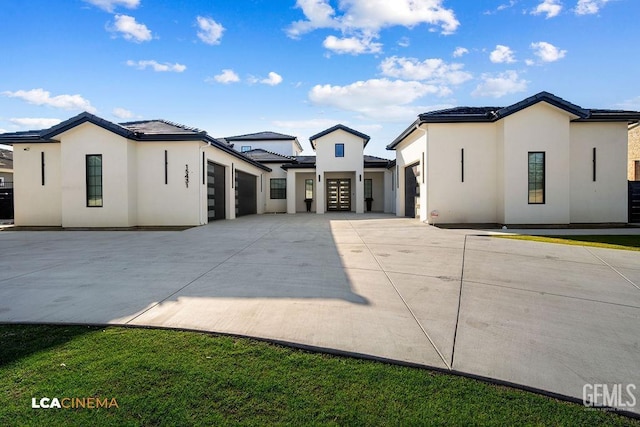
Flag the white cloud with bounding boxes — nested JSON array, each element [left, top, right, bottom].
[[397, 37, 410, 48], [530, 41, 567, 62], [575, 0, 612, 15], [208, 69, 240, 84], [9, 118, 63, 129], [110, 14, 152, 42], [472, 71, 528, 98], [532, 0, 563, 18], [126, 60, 186, 72], [323, 35, 382, 55], [261, 72, 283, 86], [83, 0, 139, 12], [2, 88, 96, 113], [288, 0, 459, 53], [380, 56, 472, 85], [484, 0, 517, 15], [272, 118, 344, 129], [309, 78, 448, 121], [196, 16, 224, 45], [490, 45, 516, 63], [616, 96, 640, 110], [453, 47, 468, 57], [112, 108, 134, 119]]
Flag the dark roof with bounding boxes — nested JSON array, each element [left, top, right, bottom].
[[242, 149, 294, 163], [387, 91, 640, 150], [280, 154, 392, 170], [309, 124, 371, 149], [225, 131, 297, 141], [0, 112, 270, 171], [0, 148, 12, 170]]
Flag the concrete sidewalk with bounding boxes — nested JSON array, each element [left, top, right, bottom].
[[0, 214, 638, 413]]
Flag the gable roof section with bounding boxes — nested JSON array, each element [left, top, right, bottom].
[[387, 91, 640, 150], [280, 154, 392, 170], [242, 148, 295, 163], [224, 131, 304, 153], [0, 112, 270, 171], [309, 124, 371, 149]]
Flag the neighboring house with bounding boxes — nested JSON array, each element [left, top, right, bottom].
[[0, 148, 13, 219], [221, 131, 303, 157], [388, 91, 640, 225], [629, 123, 640, 181], [0, 112, 270, 227]]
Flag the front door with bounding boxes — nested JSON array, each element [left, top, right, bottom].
[[326, 179, 351, 211], [404, 163, 420, 218]]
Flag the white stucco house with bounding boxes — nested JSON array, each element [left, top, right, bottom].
[[388, 91, 640, 225], [0, 112, 271, 227]]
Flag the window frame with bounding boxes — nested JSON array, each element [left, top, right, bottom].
[[86, 154, 103, 208], [364, 178, 373, 199], [270, 178, 286, 200], [305, 179, 313, 199], [335, 143, 344, 158], [527, 152, 545, 205]]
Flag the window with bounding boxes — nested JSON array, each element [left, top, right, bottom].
[[635, 160, 640, 181], [241, 146, 252, 152], [528, 152, 545, 204], [335, 143, 344, 157], [364, 179, 372, 199], [41, 152, 45, 186], [86, 154, 103, 207], [0, 177, 4, 187], [305, 179, 313, 199], [270, 178, 286, 199]]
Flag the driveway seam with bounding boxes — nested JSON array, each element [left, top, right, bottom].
[[125, 222, 286, 325], [585, 248, 640, 291], [450, 234, 468, 369], [348, 220, 452, 370]]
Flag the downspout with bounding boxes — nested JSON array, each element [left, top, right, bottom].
[[414, 122, 428, 224], [198, 140, 212, 225]]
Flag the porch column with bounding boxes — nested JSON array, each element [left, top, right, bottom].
[[316, 171, 325, 214], [355, 167, 364, 214], [286, 169, 296, 214]]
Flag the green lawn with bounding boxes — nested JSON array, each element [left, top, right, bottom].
[[0, 325, 637, 426], [497, 234, 640, 251]]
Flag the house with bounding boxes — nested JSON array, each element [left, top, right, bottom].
[[0, 147, 13, 219], [630, 123, 640, 181], [239, 125, 395, 214], [0, 112, 271, 227], [388, 91, 640, 225], [221, 131, 303, 156]]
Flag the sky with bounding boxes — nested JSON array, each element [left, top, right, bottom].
[[1, 0, 639, 158]]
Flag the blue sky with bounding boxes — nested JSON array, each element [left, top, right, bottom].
[[1, 0, 639, 157]]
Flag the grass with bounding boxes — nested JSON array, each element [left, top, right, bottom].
[[497, 235, 640, 251], [0, 325, 638, 426]]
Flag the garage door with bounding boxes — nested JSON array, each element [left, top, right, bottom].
[[235, 170, 257, 217], [405, 162, 420, 218], [207, 161, 226, 221]]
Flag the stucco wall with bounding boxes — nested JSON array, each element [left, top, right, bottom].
[[427, 123, 498, 224], [59, 123, 134, 227], [315, 129, 365, 213], [629, 124, 640, 181], [265, 163, 287, 213], [363, 171, 385, 212], [392, 127, 425, 219], [13, 143, 62, 226], [295, 172, 316, 212], [239, 140, 300, 156], [502, 103, 572, 224], [570, 122, 628, 223]]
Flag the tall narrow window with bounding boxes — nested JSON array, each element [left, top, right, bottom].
[[364, 179, 373, 199], [270, 178, 286, 199], [592, 147, 596, 182], [165, 150, 168, 184], [335, 143, 344, 157], [41, 152, 45, 186], [461, 148, 464, 183], [86, 154, 103, 207], [305, 179, 313, 199], [528, 152, 545, 204]]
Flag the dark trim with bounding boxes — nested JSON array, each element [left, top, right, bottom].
[[592, 147, 596, 182], [269, 178, 286, 200], [310, 124, 371, 149], [202, 152, 205, 185], [461, 148, 464, 183], [335, 143, 345, 158], [85, 154, 103, 208], [164, 150, 168, 185], [41, 151, 45, 186]]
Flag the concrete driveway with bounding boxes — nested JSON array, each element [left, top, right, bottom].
[[0, 214, 638, 413]]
